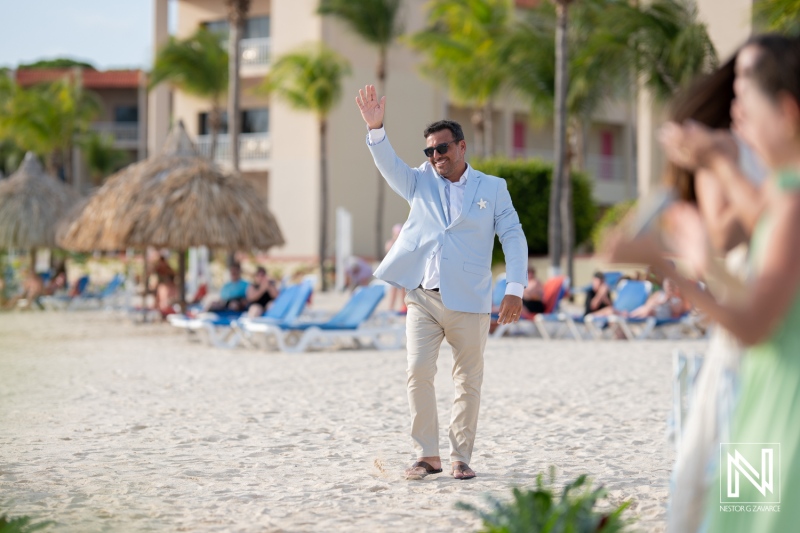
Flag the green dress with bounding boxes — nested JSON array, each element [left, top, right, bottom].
[[706, 170, 800, 532]]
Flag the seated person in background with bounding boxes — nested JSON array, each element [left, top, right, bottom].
[[156, 274, 178, 318], [345, 256, 373, 291], [584, 271, 613, 317], [246, 267, 279, 318], [208, 263, 250, 312], [521, 267, 545, 316], [44, 270, 68, 296], [624, 278, 691, 320], [152, 252, 176, 311], [4, 269, 44, 310]]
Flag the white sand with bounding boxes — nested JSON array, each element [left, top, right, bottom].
[[0, 305, 707, 532]]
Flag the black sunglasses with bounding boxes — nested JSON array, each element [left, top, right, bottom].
[[423, 140, 459, 158]]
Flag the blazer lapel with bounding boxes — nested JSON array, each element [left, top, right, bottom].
[[437, 176, 449, 225], [449, 171, 480, 228]]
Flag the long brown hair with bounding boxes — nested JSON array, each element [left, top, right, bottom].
[[664, 34, 800, 201], [664, 58, 735, 202]]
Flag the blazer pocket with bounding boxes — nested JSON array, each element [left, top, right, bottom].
[[397, 237, 418, 251], [463, 261, 491, 276]]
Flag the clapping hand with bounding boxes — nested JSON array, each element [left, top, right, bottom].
[[659, 120, 737, 171], [356, 84, 386, 130]]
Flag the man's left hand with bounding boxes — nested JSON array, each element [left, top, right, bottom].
[[497, 295, 523, 324]]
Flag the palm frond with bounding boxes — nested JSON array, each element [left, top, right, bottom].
[[754, 0, 800, 34], [405, 0, 513, 106], [317, 0, 403, 49], [150, 28, 228, 99], [258, 44, 351, 118]]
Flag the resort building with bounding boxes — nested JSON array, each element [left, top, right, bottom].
[[15, 67, 148, 190], [152, 0, 756, 263]]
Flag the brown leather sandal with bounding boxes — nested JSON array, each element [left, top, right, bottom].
[[452, 464, 476, 480], [404, 460, 443, 480]]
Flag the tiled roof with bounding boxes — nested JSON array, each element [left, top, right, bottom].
[[15, 68, 142, 89], [515, 0, 542, 7]]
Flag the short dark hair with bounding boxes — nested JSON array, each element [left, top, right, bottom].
[[747, 33, 800, 104], [255, 266, 267, 276], [593, 271, 605, 281], [423, 120, 465, 142]]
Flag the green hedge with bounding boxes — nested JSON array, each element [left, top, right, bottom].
[[591, 199, 636, 251], [472, 157, 597, 263]]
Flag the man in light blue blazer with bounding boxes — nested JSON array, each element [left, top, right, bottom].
[[357, 85, 528, 481]]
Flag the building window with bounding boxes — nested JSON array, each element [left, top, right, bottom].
[[204, 19, 228, 38], [242, 109, 268, 134], [244, 17, 270, 39], [114, 105, 138, 123], [198, 108, 268, 135], [513, 120, 526, 156], [203, 16, 270, 40], [599, 130, 615, 181]]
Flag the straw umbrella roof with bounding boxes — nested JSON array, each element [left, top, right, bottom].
[[0, 152, 77, 250], [58, 123, 285, 252]]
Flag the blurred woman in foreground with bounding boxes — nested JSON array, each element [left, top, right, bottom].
[[606, 34, 800, 532]]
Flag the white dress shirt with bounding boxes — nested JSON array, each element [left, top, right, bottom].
[[369, 126, 523, 299]]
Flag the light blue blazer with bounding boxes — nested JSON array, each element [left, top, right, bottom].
[[369, 134, 528, 314]]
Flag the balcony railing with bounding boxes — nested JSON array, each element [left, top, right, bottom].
[[240, 38, 270, 68], [91, 122, 139, 146], [513, 149, 626, 181], [196, 132, 271, 163]]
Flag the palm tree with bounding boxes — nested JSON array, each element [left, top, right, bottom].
[[317, 0, 403, 259], [754, 0, 800, 34], [226, 0, 251, 172], [150, 28, 228, 159], [81, 132, 130, 185], [0, 74, 101, 185], [552, 0, 572, 278], [610, 0, 717, 101], [406, 0, 513, 159], [506, 0, 716, 282], [259, 45, 351, 291]]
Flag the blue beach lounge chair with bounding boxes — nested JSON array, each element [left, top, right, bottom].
[[583, 280, 652, 339], [242, 284, 404, 352], [169, 282, 313, 348]]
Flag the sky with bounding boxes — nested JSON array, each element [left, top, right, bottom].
[[0, 0, 177, 70]]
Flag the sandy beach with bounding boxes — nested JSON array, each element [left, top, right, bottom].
[[0, 302, 707, 532]]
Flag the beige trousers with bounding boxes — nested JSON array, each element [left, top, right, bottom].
[[404, 288, 490, 464]]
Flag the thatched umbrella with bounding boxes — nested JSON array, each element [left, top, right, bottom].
[[0, 152, 77, 266], [58, 122, 285, 308]]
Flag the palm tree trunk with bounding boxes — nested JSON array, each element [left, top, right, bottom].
[[178, 248, 187, 312], [471, 108, 486, 159], [226, 0, 250, 172], [561, 142, 574, 295], [483, 100, 494, 157], [209, 105, 221, 161], [46, 152, 59, 178], [375, 48, 387, 260], [549, 0, 569, 276], [63, 143, 74, 186], [320, 119, 330, 292], [573, 119, 587, 172]]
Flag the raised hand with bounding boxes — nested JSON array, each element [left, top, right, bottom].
[[356, 84, 386, 130], [659, 121, 736, 171]]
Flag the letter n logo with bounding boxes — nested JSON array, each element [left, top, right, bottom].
[[720, 443, 781, 504]]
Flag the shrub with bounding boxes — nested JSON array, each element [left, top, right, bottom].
[[0, 513, 52, 533], [472, 158, 597, 263], [590, 199, 636, 251], [457, 469, 632, 533]]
